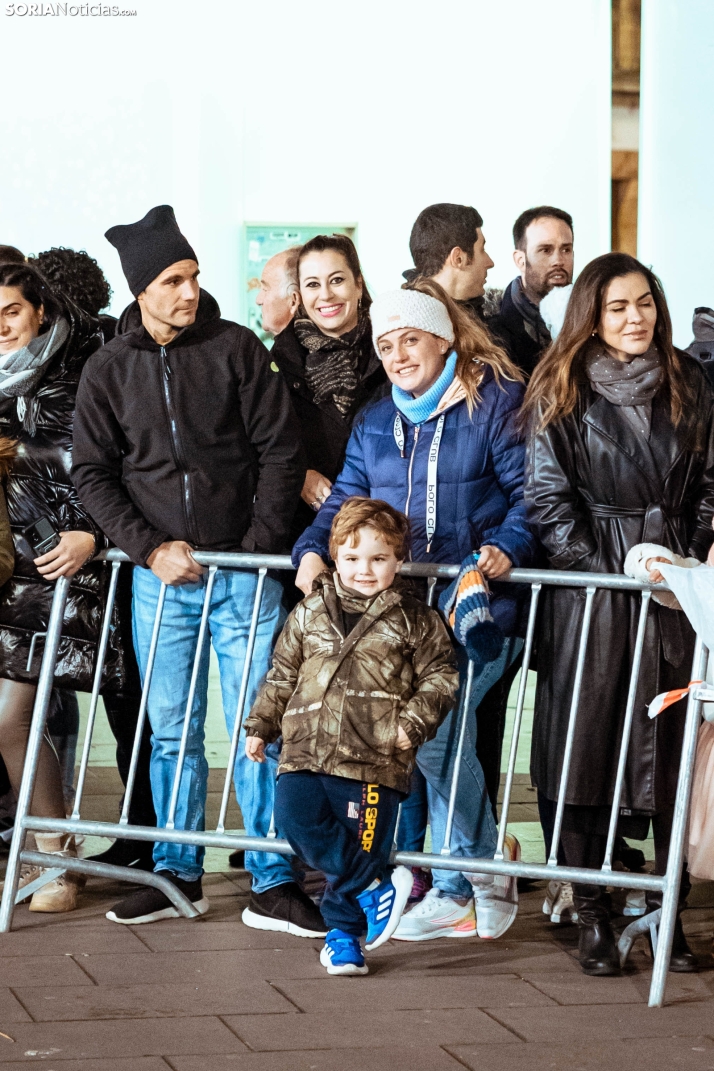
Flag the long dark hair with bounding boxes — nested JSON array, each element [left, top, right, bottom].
[[523, 252, 699, 441], [0, 262, 62, 330], [297, 234, 372, 311]]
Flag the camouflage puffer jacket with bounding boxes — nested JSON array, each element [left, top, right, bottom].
[[245, 572, 458, 793]]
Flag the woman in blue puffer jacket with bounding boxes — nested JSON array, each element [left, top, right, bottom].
[[293, 278, 538, 942]]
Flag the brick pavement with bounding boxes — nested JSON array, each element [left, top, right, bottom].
[[0, 868, 712, 1070]]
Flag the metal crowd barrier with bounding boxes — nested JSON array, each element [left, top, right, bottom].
[[0, 550, 710, 1008]]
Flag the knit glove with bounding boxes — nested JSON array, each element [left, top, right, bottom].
[[438, 552, 504, 668]]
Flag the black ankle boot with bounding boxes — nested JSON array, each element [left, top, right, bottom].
[[573, 885, 620, 976], [645, 889, 698, 973]]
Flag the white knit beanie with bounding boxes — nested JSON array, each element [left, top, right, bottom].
[[371, 289, 455, 353]]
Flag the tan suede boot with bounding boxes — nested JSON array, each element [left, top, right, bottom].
[[29, 833, 84, 913], [0, 833, 41, 903]]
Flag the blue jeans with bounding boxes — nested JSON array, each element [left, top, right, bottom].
[[132, 566, 292, 890], [410, 637, 524, 897]]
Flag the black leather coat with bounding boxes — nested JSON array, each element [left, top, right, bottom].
[[0, 302, 126, 692], [525, 362, 714, 812]]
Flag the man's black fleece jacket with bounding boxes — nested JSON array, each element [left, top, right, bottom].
[[71, 290, 306, 565]]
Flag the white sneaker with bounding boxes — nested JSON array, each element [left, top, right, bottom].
[[542, 880, 578, 924], [392, 887, 476, 942], [471, 832, 520, 940], [623, 889, 647, 917]]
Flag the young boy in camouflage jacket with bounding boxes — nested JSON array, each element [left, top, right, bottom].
[[245, 497, 458, 975]]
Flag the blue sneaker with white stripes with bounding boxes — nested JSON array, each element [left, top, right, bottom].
[[320, 929, 369, 976], [357, 865, 414, 951]]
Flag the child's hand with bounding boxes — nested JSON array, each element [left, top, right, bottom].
[[395, 726, 412, 751], [245, 736, 266, 763]]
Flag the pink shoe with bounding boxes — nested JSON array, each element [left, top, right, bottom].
[[408, 867, 432, 905]]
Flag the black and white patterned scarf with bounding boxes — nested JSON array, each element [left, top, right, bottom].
[[294, 312, 372, 418]]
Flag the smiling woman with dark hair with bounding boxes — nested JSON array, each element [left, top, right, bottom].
[[524, 252, 714, 977], [269, 235, 385, 553]]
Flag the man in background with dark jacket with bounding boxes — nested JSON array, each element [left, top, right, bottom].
[[72, 206, 324, 936], [405, 202, 495, 322], [488, 206, 574, 377]]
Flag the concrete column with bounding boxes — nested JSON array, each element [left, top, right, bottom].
[[639, 0, 714, 344]]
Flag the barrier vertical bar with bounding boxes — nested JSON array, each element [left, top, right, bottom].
[[495, 583, 541, 858], [0, 578, 70, 932], [602, 591, 652, 871], [216, 568, 267, 834], [649, 639, 708, 1007], [440, 659, 475, 855], [72, 562, 121, 818], [166, 567, 217, 830], [547, 585, 596, 866], [119, 581, 167, 823]]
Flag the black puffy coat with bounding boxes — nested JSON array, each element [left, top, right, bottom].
[[270, 317, 387, 544], [525, 361, 714, 812], [0, 302, 127, 692]]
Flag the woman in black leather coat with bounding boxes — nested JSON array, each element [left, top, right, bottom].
[[0, 262, 118, 911], [523, 253, 714, 976]]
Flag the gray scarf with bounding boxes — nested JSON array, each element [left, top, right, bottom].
[[586, 345, 663, 438], [0, 318, 69, 434]]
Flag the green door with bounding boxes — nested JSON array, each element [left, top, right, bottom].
[[242, 223, 356, 346]]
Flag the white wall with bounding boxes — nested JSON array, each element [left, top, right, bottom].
[[639, 0, 714, 345], [0, 0, 611, 321]]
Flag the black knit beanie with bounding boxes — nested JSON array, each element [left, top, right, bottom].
[[105, 205, 197, 297]]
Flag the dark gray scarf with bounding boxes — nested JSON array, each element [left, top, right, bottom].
[[586, 344, 663, 437], [509, 278, 551, 349], [294, 312, 372, 418]]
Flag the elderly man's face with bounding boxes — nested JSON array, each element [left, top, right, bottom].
[[256, 253, 299, 336]]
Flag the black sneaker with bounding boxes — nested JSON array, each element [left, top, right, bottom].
[[228, 849, 245, 869], [106, 871, 209, 925], [88, 839, 155, 872], [242, 881, 327, 937]]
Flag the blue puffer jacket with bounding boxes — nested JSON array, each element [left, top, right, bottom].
[[293, 366, 538, 634]]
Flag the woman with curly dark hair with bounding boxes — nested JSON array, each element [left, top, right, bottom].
[[32, 247, 117, 341], [30, 248, 155, 870]]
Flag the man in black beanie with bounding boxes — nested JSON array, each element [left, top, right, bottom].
[[72, 206, 322, 935]]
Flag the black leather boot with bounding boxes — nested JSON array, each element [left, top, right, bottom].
[[573, 885, 620, 976], [646, 885, 698, 973]]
